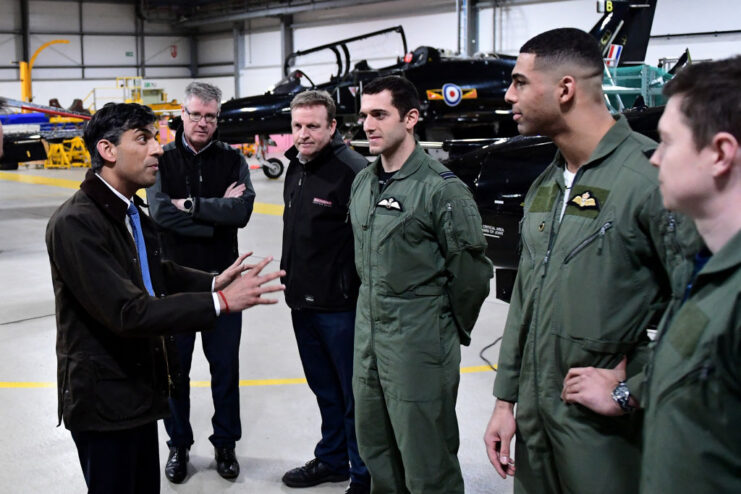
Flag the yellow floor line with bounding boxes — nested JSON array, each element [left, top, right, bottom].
[[0, 366, 494, 389], [0, 171, 285, 216]]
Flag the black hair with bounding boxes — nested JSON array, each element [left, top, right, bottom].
[[363, 76, 420, 120], [663, 55, 741, 150], [520, 28, 604, 76], [84, 103, 156, 171]]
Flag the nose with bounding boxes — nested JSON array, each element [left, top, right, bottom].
[[151, 139, 164, 157], [504, 82, 516, 105], [363, 116, 373, 133], [649, 147, 661, 168]]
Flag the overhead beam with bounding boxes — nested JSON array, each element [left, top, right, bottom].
[[280, 15, 293, 68], [179, 0, 381, 28], [20, 0, 29, 62], [233, 22, 245, 98]]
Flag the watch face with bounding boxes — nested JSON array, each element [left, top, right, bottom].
[[184, 199, 193, 209]]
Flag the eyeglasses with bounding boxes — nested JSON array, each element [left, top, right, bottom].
[[184, 107, 218, 124]]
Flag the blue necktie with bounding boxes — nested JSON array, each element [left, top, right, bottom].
[[126, 203, 155, 296]]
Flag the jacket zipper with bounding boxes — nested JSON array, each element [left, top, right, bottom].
[[563, 221, 614, 264], [287, 169, 306, 303], [161, 336, 173, 395]]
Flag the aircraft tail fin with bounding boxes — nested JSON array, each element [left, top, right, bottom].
[[589, 0, 658, 66]]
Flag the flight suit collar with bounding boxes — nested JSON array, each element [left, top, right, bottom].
[[694, 228, 741, 280], [551, 115, 632, 173], [370, 142, 426, 180]]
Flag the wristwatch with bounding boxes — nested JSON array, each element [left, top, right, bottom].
[[183, 197, 194, 214], [611, 381, 635, 413]]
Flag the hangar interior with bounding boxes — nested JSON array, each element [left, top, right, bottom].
[[0, 0, 739, 493]]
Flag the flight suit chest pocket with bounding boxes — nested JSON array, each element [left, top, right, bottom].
[[376, 208, 420, 247], [521, 212, 552, 262]]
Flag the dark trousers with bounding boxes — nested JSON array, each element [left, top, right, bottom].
[[292, 309, 369, 486], [71, 421, 159, 494], [165, 312, 242, 449]]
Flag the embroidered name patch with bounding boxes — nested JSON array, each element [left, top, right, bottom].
[[570, 191, 600, 211], [376, 197, 403, 211], [313, 198, 333, 207]]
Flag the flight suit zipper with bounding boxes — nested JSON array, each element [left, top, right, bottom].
[[654, 362, 714, 406], [365, 175, 381, 356], [563, 221, 614, 264]]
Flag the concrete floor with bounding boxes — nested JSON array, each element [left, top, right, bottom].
[[0, 163, 513, 494]]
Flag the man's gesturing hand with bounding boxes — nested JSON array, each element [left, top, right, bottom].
[[220, 256, 285, 312], [214, 252, 255, 291], [484, 400, 517, 479]]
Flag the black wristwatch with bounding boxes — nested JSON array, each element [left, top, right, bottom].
[[611, 381, 635, 413], [183, 197, 194, 214]]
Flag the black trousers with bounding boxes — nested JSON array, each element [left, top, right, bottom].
[[165, 312, 243, 449], [71, 421, 160, 494]]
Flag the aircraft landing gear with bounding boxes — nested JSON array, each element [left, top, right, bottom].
[[261, 157, 284, 179], [254, 134, 284, 179]]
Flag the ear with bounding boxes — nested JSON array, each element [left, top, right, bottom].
[[404, 108, 420, 130], [96, 139, 117, 165], [557, 75, 576, 104], [710, 132, 739, 178], [329, 118, 337, 134]]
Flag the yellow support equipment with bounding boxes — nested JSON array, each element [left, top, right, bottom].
[[65, 137, 91, 168], [45, 142, 72, 169]]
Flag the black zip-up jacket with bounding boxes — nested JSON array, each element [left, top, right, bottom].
[[147, 127, 255, 272], [281, 132, 368, 311], [46, 170, 216, 432]]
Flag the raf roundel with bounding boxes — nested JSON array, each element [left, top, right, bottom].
[[442, 83, 462, 107]]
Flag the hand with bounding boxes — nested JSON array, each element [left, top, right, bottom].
[[223, 181, 246, 198], [171, 198, 186, 211], [220, 256, 285, 311], [484, 400, 517, 479], [214, 252, 256, 291], [561, 356, 628, 416]]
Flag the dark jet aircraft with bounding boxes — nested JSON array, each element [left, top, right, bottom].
[[212, 0, 656, 145]]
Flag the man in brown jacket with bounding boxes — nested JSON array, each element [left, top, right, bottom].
[[46, 102, 284, 494]]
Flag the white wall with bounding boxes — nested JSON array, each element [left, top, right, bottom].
[[1, 0, 739, 109], [477, 0, 740, 64], [237, 8, 460, 98]]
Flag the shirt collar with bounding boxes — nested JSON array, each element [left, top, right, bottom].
[[95, 172, 132, 206], [181, 132, 214, 155]]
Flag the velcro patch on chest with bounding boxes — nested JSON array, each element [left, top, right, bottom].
[[565, 185, 609, 219], [376, 197, 403, 211], [313, 197, 333, 208], [570, 191, 600, 210]]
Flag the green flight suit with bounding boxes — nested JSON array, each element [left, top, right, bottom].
[[349, 145, 492, 494], [641, 230, 741, 493], [493, 116, 699, 494]]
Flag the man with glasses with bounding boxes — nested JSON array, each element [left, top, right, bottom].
[[147, 82, 255, 483]]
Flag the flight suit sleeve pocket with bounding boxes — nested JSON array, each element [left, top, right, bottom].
[[444, 198, 486, 252], [668, 301, 709, 358]]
